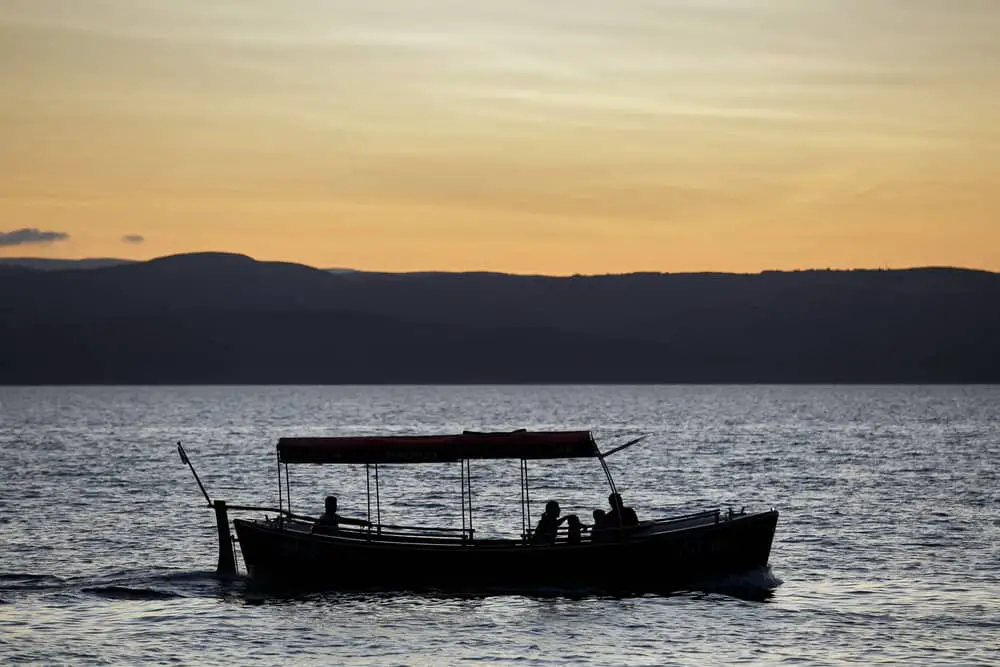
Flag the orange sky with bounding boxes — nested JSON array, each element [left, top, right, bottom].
[[2, 0, 998, 274]]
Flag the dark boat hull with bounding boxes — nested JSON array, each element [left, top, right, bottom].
[[233, 510, 778, 592]]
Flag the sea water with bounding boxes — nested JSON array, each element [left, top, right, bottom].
[[1, 385, 997, 665]]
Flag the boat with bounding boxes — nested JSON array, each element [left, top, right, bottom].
[[178, 430, 778, 593]]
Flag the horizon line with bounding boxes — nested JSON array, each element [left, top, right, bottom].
[[0, 251, 996, 278]]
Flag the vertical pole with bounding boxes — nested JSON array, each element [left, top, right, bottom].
[[284, 463, 291, 514], [214, 500, 236, 577], [276, 453, 283, 523], [374, 464, 382, 532], [460, 461, 466, 539], [519, 459, 526, 540], [597, 455, 622, 528], [594, 435, 623, 523], [524, 459, 531, 539], [466, 459, 473, 539], [365, 464, 372, 524]]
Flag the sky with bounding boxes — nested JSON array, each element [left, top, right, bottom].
[[1, 0, 998, 274]]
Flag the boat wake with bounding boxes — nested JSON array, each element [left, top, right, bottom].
[[0, 573, 68, 591], [0, 569, 249, 602], [82, 586, 184, 601], [2, 567, 781, 604], [689, 566, 783, 602]]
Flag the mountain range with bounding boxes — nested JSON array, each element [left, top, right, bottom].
[[1, 253, 997, 384]]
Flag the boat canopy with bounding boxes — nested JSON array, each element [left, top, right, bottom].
[[277, 429, 599, 464]]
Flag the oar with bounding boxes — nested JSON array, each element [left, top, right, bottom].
[[177, 442, 213, 507], [598, 434, 650, 459]]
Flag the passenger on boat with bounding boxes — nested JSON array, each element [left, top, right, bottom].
[[566, 514, 582, 545], [605, 493, 639, 529], [312, 495, 372, 533], [591, 509, 608, 541], [532, 500, 575, 545]]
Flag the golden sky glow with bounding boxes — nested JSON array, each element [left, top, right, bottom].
[[1, 0, 998, 274]]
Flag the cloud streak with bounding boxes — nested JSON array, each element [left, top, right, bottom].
[[0, 228, 71, 247], [122, 234, 145, 244]]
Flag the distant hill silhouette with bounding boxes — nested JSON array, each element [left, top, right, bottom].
[[0, 257, 136, 271], [1, 252, 997, 383], [0, 256, 357, 274]]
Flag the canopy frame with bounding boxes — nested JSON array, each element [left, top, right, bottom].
[[272, 430, 644, 541]]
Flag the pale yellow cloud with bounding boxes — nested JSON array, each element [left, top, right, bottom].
[[1, 0, 998, 273]]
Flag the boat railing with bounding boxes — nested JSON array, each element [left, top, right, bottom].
[[306, 519, 476, 544], [229, 503, 731, 543], [221, 502, 474, 544], [655, 508, 722, 524], [523, 510, 729, 544], [367, 522, 474, 543], [222, 505, 470, 536], [225, 504, 314, 523]]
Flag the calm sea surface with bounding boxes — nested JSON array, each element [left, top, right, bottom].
[[1, 385, 997, 666]]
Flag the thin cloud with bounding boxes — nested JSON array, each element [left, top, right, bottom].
[[122, 234, 145, 244], [0, 228, 70, 247]]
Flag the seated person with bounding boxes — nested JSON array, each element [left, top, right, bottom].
[[532, 500, 573, 545], [313, 495, 372, 533], [591, 509, 608, 541], [565, 514, 583, 545], [604, 493, 639, 531]]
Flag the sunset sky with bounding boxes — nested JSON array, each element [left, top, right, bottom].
[[1, 1, 998, 274]]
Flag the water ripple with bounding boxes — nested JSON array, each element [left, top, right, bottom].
[[1, 385, 998, 666]]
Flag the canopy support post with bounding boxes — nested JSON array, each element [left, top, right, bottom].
[[460, 460, 467, 540], [598, 455, 618, 500], [524, 460, 531, 537], [276, 451, 283, 523], [284, 463, 292, 514], [520, 458, 532, 542], [365, 464, 372, 526], [374, 464, 382, 533], [519, 459, 524, 540], [465, 459, 473, 539], [597, 448, 622, 529]]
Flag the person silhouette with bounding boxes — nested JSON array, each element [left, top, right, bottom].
[[606, 493, 639, 529], [591, 508, 608, 541], [313, 495, 371, 533], [566, 514, 583, 545], [532, 500, 574, 545]]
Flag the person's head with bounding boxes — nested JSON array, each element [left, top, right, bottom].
[[593, 509, 606, 522], [325, 495, 338, 513], [608, 493, 623, 510], [566, 514, 581, 527], [544, 500, 560, 517]]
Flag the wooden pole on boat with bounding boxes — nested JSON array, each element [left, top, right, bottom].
[[176, 442, 237, 577], [276, 451, 283, 522], [374, 464, 382, 531], [599, 435, 649, 459], [466, 459, 474, 538], [365, 464, 372, 525], [522, 459, 532, 540], [213, 500, 237, 577], [594, 435, 648, 498], [460, 461, 466, 539], [519, 459, 526, 540], [177, 442, 212, 507], [594, 435, 647, 530]]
